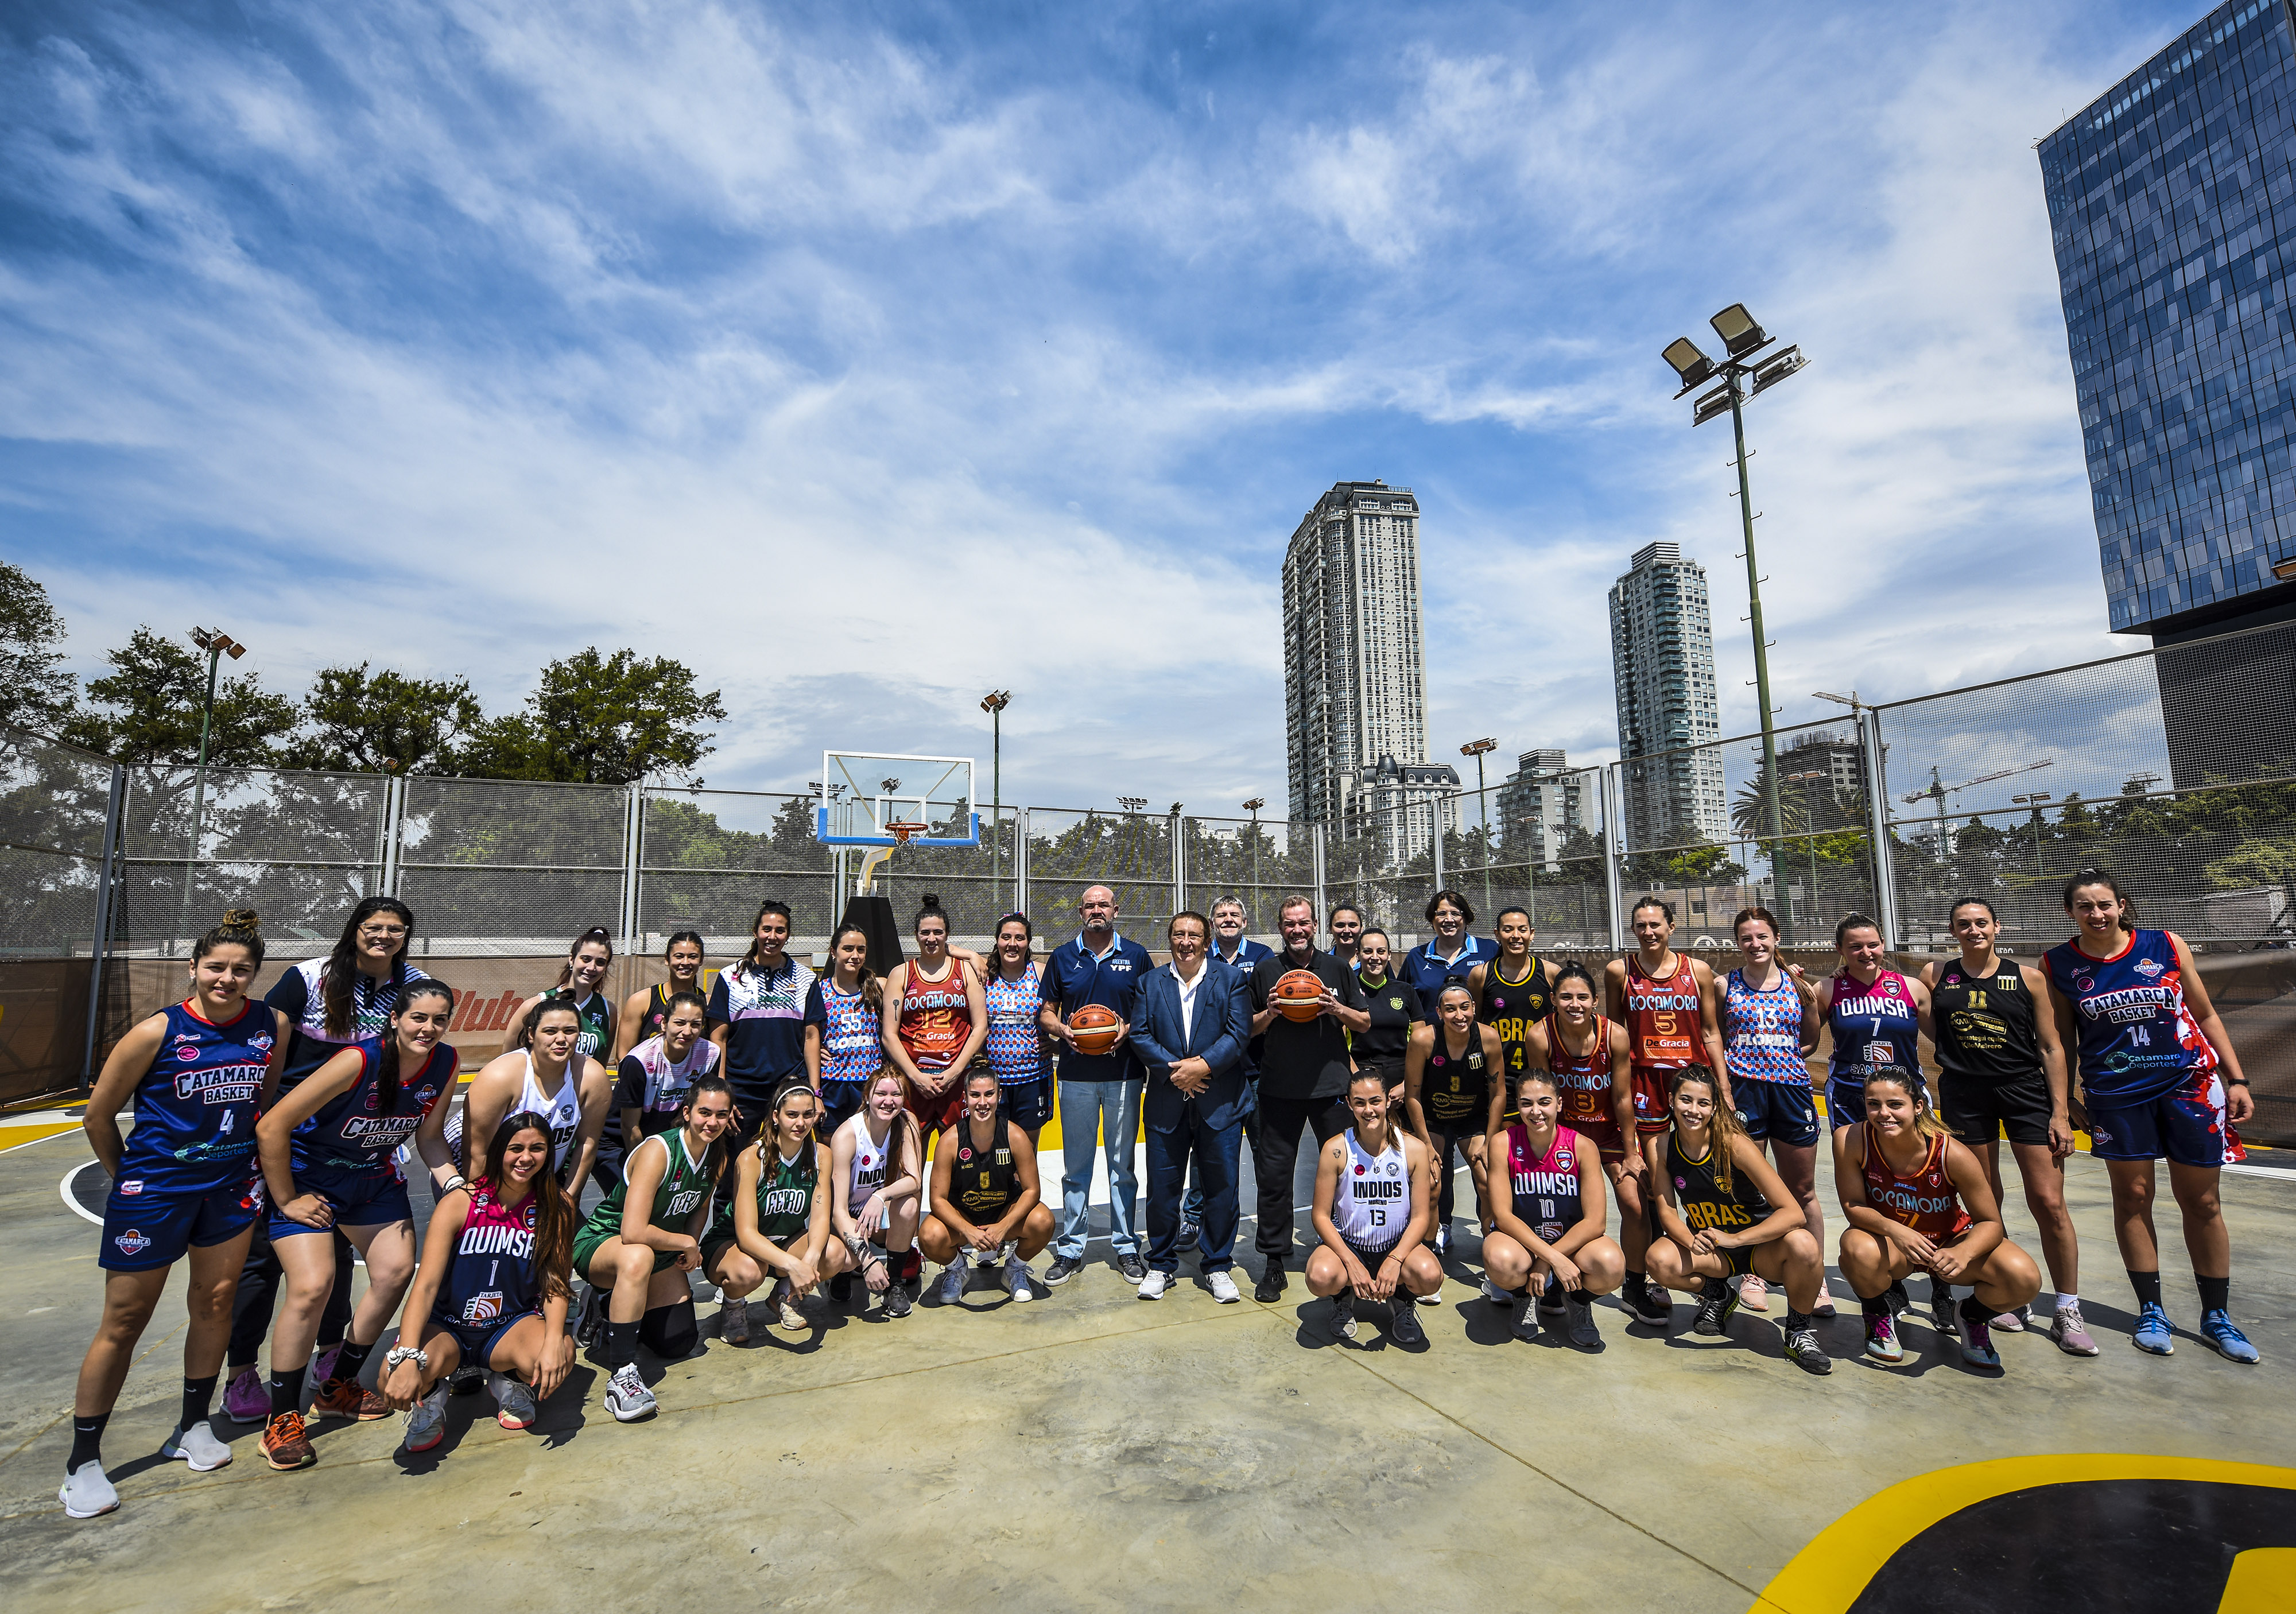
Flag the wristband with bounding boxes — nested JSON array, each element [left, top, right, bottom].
[[2224, 1077, 2250, 1088], [441, 1173, 467, 1194], [384, 1345, 429, 1371]]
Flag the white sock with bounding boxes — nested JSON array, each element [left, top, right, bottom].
[[2056, 1292, 2079, 1311]]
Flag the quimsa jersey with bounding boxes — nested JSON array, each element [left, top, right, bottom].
[[1623, 954, 1701, 1072], [816, 979, 885, 1084], [436, 1184, 542, 1330], [1477, 957, 1552, 1086], [1826, 969, 1922, 1081], [1505, 1123, 1584, 1244], [289, 1037, 457, 1174], [983, 964, 1046, 1084], [1723, 969, 1806, 1084], [2042, 929, 2217, 1105], [577, 1129, 712, 1246], [1332, 1128, 1412, 1246], [119, 1000, 276, 1194]]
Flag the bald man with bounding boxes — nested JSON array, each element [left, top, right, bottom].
[[1038, 884, 1155, 1285]]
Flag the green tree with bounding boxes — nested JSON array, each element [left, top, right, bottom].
[[0, 562, 77, 737], [280, 663, 484, 774], [60, 627, 294, 766], [458, 649, 727, 786]]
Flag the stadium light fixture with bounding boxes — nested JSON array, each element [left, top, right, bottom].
[[176, 626, 249, 955], [1460, 739, 1498, 917], [981, 690, 1012, 906], [1663, 337, 1717, 394], [1709, 302, 1770, 358]]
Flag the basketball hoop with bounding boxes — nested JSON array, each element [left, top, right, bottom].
[[886, 821, 929, 845], [858, 821, 931, 895]]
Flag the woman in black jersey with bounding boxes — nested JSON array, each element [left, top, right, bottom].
[[1468, 905, 1552, 1130], [921, 1069, 1054, 1306], [615, 931, 705, 1061], [1918, 898, 2089, 1354], [1646, 1069, 1832, 1375], [1352, 929, 1423, 1105], [1403, 983, 1505, 1268]]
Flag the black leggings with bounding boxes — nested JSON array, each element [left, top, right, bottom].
[[228, 1224, 354, 1369], [1425, 1123, 1483, 1233]]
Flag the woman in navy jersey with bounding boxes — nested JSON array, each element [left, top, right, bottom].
[[1812, 913, 1928, 1134], [63, 910, 289, 1520], [381, 1111, 577, 1453], [2043, 868, 2258, 1363], [250, 981, 460, 1469], [615, 931, 706, 1061], [1483, 1066, 1619, 1348]]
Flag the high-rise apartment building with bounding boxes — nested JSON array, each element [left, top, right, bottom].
[[2039, 0, 2296, 785], [1495, 748, 1586, 871], [1609, 542, 1727, 848], [1283, 481, 1430, 827]]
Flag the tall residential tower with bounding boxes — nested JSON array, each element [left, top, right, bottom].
[[1282, 480, 1432, 828], [1609, 542, 1727, 849]]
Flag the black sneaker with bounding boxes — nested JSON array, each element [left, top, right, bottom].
[[1044, 1255, 1084, 1286], [574, 1284, 604, 1348], [1564, 1293, 1600, 1348], [1929, 1282, 1957, 1337], [1254, 1262, 1287, 1303], [1692, 1277, 1740, 1337], [448, 1364, 487, 1396], [1628, 1282, 1673, 1327], [829, 1272, 854, 1303], [1784, 1325, 1834, 1375], [1885, 1279, 1911, 1318], [1116, 1251, 1147, 1283], [1537, 1278, 1566, 1316], [882, 1281, 913, 1319], [1178, 1218, 1200, 1247], [1510, 1295, 1539, 1343], [1388, 1298, 1425, 1347]]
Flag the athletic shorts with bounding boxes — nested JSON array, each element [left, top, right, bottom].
[[906, 1072, 964, 1136], [1826, 1070, 1927, 1128], [1940, 1070, 2054, 1149], [1424, 1088, 1490, 1134], [430, 1308, 536, 1368], [1568, 1112, 1630, 1163], [1356, 1059, 1406, 1093], [571, 1224, 680, 1282], [100, 1174, 263, 1271], [1339, 1236, 1404, 1271], [2084, 1076, 2230, 1168], [1627, 1066, 1674, 1135], [1733, 1080, 1820, 1149], [817, 1078, 870, 1140], [999, 1077, 1054, 1132], [268, 1165, 410, 1240]]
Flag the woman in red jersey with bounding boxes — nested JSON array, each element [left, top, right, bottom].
[[882, 901, 987, 1139]]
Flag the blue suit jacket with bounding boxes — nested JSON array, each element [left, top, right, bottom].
[[1130, 959, 1251, 1132]]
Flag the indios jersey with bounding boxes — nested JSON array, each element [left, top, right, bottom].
[[120, 1000, 277, 1193], [897, 962, 971, 1073], [436, 1184, 542, 1330], [1623, 954, 1700, 1072], [1858, 1126, 1971, 1241], [1332, 1128, 1411, 1246], [983, 963, 1046, 1085], [1825, 969, 1921, 1081], [847, 1123, 893, 1216], [2042, 929, 2216, 1104], [290, 1037, 457, 1175], [1723, 968, 1806, 1084], [576, 1129, 712, 1247], [1505, 1123, 1584, 1244]]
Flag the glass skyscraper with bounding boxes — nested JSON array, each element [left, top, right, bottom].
[[2039, 0, 2296, 638]]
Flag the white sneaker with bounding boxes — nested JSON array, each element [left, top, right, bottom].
[[1003, 1255, 1035, 1303], [1481, 1278, 1510, 1307], [59, 1460, 119, 1519], [404, 1386, 448, 1454], [1417, 1270, 1443, 1306], [161, 1419, 232, 1472], [1205, 1269, 1242, 1304], [605, 1363, 657, 1423], [1137, 1268, 1173, 1299]]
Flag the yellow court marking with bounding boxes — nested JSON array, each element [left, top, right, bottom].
[[2221, 1549, 2296, 1613], [0, 1121, 84, 1155], [1751, 1454, 2296, 1614]]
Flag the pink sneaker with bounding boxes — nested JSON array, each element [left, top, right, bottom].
[[1737, 1274, 1771, 1312], [309, 1345, 342, 1386], [224, 1366, 268, 1424]]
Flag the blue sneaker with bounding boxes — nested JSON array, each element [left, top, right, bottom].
[[2132, 1301, 2175, 1356], [2201, 1310, 2260, 1364]]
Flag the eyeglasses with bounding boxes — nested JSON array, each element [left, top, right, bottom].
[[359, 924, 409, 938]]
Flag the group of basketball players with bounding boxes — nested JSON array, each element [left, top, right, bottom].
[[59, 867, 2262, 1517]]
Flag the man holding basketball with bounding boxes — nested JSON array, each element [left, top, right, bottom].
[[1040, 885, 1154, 1285], [1250, 897, 1370, 1302]]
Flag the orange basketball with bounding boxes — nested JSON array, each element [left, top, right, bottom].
[[1273, 968, 1326, 1023], [1069, 1003, 1124, 1056]]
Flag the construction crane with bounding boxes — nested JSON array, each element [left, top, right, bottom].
[[1905, 759, 2053, 860]]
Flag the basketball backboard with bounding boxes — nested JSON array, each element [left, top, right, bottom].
[[816, 752, 979, 847]]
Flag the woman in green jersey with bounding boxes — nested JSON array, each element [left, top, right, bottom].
[[708, 1083, 845, 1335]]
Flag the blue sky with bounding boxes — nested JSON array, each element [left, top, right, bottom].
[[0, 1, 2219, 816]]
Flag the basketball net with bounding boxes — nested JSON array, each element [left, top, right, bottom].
[[856, 821, 929, 895]]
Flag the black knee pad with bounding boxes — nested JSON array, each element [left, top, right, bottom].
[[639, 1298, 699, 1361]]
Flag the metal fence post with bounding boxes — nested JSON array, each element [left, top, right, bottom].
[[1172, 813, 1187, 920], [619, 783, 643, 949], [81, 763, 126, 1092], [1015, 809, 1031, 929], [1312, 822, 1328, 924], [1604, 762, 1627, 952], [379, 774, 405, 898], [1861, 707, 1901, 949]]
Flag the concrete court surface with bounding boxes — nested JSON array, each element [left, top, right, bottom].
[[2, 1125, 2291, 1614]]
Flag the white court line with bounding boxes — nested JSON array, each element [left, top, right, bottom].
[[60, 1163, 103, 1225]]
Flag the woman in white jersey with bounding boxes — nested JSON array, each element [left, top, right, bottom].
[[1306, 1070, 1441, 1346], [451, 996, 614, 1201], [1709, 906, 1828, 1315], [829, 1070, 924, 1320], [1483, 1066, 1621, 1349]]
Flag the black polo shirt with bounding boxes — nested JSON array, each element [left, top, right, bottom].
[[1353, 969, 1422, 1066], [1251, 948, 1364, 1100]]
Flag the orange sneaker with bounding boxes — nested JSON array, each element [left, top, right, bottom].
[[309, 1376, 389, 1422], [261, 1410, 316, 1470]]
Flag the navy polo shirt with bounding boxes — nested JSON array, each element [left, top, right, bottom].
[[1401, 935, 1496, 1019], [706, 955, 824, 1111], [1209, 937, 1274, 1077], [1041, 932, 1153, 1082]]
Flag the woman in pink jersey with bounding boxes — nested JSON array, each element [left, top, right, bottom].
[[1483, 1066, 1620, 1349], [1837, 1070, 2037, 1371]]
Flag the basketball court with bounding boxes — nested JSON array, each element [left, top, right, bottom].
[[4, 1099, 2291, 1613]]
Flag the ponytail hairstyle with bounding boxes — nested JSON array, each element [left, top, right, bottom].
[[1549, 960, 1599, 1023], [664, 929, 705, 960], [993, 911, 1035, 969], [678, 1071, 737, 1186], [321, 897, 416, 1036], [662, 988, 709, 1023], [516, 991, 584, 1053], [2061, 867, 2136, 933], [483, 1109, 575, 1301], [827, 921, 883, 1012], [1834, 911, 1882, 951], [913, 895, 950, 938], [765, 1080, 822, 1184], [193, 907, 265, 967], [739, 901, 793, 974], [555, 926, 615, 990], [1670, 1066, 1746, 1194], [1861, 1068, 1948, 1143], [376, 980, 456, 1118], [1732, 905, 1780, 941]]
